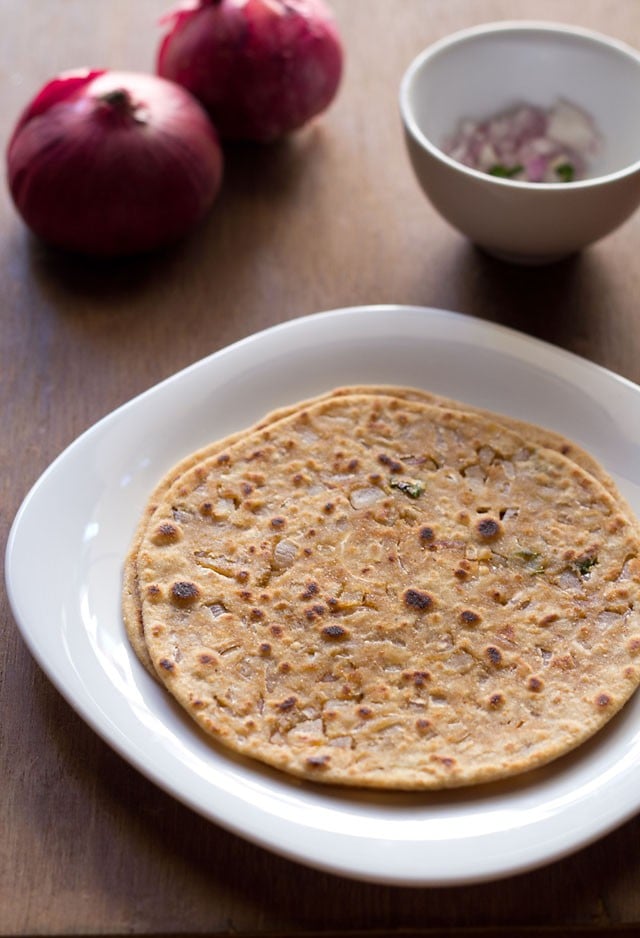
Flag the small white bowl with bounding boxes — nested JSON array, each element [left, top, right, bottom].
[[399, 21, 640, 264]]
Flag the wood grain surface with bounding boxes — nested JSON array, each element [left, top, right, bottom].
[[2, 1, 640, 934]]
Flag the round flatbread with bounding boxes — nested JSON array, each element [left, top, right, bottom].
[[135, 393, 640, 789], [123, 384, 633, 676]]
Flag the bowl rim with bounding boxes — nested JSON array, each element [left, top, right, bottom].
[[398, 19, 640, 191]]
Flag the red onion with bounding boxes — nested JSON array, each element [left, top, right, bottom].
[[157, 0, 343, 142], [6, 69, 224, 256], [444, 99, 600, 184]]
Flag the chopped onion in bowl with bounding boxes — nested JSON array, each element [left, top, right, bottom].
[[443, 99, 601, 183]]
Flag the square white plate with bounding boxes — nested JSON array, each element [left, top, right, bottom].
[[6, 305, 640, 885]]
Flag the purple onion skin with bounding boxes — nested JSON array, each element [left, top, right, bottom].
[[157, 0, 344, 142], [6, 69, 224, 256]]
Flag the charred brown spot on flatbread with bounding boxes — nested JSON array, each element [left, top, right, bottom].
[[300, 581, 319, 599], [378, 453, 402, 473], [403, 589, 434, 611], [322, 624, 349, 640], [306, 754, 330, 769], [415, 718, 435, 735], [402, 670, 430, 687], [170, 581, 200, 604], [419, 526, 435, 543], [151, 522, 181, 545], [476, 517, 501, 540]]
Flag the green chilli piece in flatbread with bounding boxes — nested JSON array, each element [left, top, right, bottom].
[[134, 393, 640, 790]]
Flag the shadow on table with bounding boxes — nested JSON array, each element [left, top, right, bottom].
[[433, 240, 613, 368]]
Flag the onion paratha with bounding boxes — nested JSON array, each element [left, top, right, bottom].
[[123, 385, 632, 676], [131, 392, 640, 789]]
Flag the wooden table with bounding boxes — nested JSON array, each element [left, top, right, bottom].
[[3, 1, 640, 934]]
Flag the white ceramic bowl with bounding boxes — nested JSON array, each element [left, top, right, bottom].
[[399, 21, 640, 263]]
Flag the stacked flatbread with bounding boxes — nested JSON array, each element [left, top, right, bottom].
[[123, 386, 640, 789]]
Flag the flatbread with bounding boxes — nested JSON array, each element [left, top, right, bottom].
[[133, 392, 640, 789], [123, 384, 633, 676]]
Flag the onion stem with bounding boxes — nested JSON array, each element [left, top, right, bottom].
[[98, 87, 145, 123]]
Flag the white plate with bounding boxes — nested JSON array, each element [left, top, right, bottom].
[[6, 305, 640, 886]]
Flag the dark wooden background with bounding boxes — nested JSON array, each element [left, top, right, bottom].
[[2, 1, 640, 934]]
